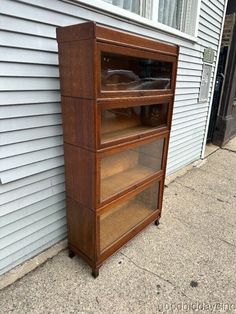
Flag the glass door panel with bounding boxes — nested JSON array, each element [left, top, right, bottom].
[[100, 138, 164, 201], [101, 103, 168, 144], [101, 51, 173, 92], [100, 181, 159, 251]]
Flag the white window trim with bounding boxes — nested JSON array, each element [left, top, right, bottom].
[[194, 0, 201, 38], [71, 0, 201, 43]]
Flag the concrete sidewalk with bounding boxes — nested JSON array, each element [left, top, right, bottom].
[[0, 139, 235, 314]]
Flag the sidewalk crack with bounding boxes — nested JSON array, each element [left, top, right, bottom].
[[205, 147, 220, 158], [172, 216, 236, 249], [120, 252, 194, 301], [175, 181, 195, 191], [217, 238, 236, 249], [221, 147, 236, 154], [174, 181, 231, 205]]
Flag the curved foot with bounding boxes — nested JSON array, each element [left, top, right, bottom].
[[68, 249, 75, 258], [92, 268, 99, 278], [154, 219, 160, 226]]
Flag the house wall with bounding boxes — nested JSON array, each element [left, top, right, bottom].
[[0, 0, 226, 275]]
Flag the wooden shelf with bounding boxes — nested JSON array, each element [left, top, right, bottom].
[[101, 165, 154, 200], [101, 125, 160, 143], [100, 200, 154, 251], [101, 104, 168, 144]]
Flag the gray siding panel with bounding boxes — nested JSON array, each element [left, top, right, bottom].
[[0, 228, 67, 274], [0, 103, 61, 119], [0, 115, 62, 132], [0, 63, 59, 77], [0, 0, 226, 274], [0, 174, 64, 204], [0, 91, 60, 105], [0, 147, 63, 173], [0, 137, 63, 158], [0, 157, 64, 184], [0, 193, 65, 227], [0, 30, 57, 52], [0, 77, 59, 91], [0, 47, 58, 64]]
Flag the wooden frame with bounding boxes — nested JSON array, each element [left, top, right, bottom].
[[97, 133, 167, 206], [97, 95, 173, 148], [97, 177, 163, 261], [57, 21, 179, 278], [97, 42, 177, 98]]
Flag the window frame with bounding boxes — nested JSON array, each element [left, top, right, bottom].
[[74, 0, 201, 42]]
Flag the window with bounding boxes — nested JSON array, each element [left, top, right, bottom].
[[102, 0, 199, 36], [103, 0, 153, 19]]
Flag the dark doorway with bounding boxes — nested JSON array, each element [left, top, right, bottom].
[[207, 47, 228, 142], [207, 1, 236, 146]]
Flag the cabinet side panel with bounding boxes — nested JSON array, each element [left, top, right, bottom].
[[70, 39, 95, 99], [58, 42, 71, 96], [61, 97, 76, 144], [67, 197, 95, 261], [56, 21, 95, 43], [64, 143, 96, 209], [61, 97, 96, 150]]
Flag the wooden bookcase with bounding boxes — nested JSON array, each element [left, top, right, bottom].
[[56, 21, 178, 277]]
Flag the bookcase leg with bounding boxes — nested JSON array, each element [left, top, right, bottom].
[[68, 249, 75, 258], [92, 267, 99, 278], [154, 219, 160, 226]]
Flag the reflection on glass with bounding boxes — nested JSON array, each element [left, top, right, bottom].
[[101, 52, 172, 91], [100, 139, 164, 201], [100, 181, 159, 251], [101, 104, 168, 143]]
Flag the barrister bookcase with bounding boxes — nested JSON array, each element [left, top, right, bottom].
[[56, 21, 178, 277]]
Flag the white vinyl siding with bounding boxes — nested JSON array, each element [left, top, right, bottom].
[[0, 0, 226, 274]]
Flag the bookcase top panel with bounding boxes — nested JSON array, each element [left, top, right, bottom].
[[56, 21, 178, 56]]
